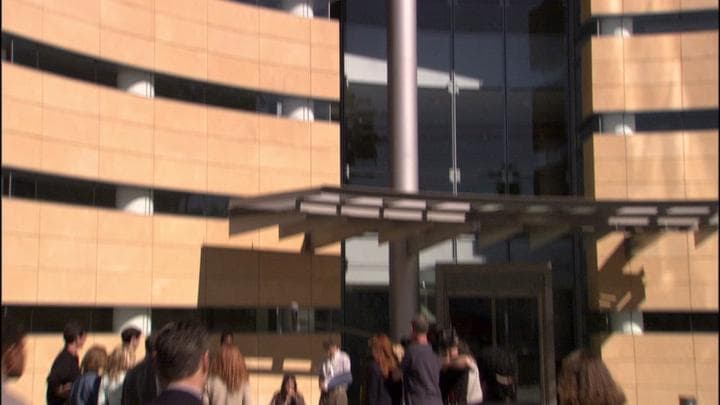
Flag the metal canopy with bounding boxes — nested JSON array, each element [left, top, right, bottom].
[[229, 186, 719, 253]]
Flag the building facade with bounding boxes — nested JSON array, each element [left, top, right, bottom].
[[1, 0, 718, 404], [1, 1, 341, 403]]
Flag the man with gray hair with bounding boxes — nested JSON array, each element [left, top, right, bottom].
[[401, 314, 442, 405]]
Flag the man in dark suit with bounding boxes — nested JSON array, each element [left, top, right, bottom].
[[149, 321, 210, 405]]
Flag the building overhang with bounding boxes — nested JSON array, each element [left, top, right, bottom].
[[229, 186, 719, 253]]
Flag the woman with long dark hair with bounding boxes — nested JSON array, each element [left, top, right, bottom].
[[270, 374, 306, 405], [557, 349, 626, 405], [365, 334, 403, 405]]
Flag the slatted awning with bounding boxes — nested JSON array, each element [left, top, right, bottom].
[[228, 186, 719, 253]]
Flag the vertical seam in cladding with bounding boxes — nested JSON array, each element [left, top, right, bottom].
[[150, 0, 157, 307]]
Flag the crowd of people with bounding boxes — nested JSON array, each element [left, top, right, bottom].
[[1, 315, 627, 405]]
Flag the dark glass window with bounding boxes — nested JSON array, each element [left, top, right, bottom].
[[314, 309, 342, 332], [257, 93, 282, 116], [1, 306, 33, 332], [11, 36, 38, 67], [40, 46, 96, 82], [206, 84, 256, 112], [94, 184, 117, 208], [31, 307, 92, 333], [202, 309, 256, 333], [633, 10, 719, 34], [1, 171, 9, 196], [89, 308, 116, 332], [155, 75, 205, 103], [204, 195, 229, 218], [9, 172, 36, 199], [691, 312, 719, 332], [1, 35, 10, 61], [151, 309, 202, 331], [314, 101, 332, 121], [36, 175, 94, 206], [154, 190, 205, 216], [96, 61, 120, 87]]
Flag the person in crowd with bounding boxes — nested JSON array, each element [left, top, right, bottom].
[[47, 320, 87, 405], [401, 314, 443, 405], [270, 374, 305, 405], [220, 330, 234, 348], [477, 345, 518, 402], [69, 345, 107, 405], [150, 321, 210, 405], [365, 334, 402, 405], [120, 327, 142, 365], [440, 338, 483, 405], [319, 337, 352, 405], [1, 318, 27, 405], [121, 333, 160, 405], [557, 349, 626, 405], [99, 347, 133, 405], [204, 345, 252, 405]]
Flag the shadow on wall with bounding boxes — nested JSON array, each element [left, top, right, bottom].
[[196, 245, 342, 376], [592, 235, 646, 312]]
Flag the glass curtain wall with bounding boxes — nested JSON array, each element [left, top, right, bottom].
[[343, 2, 576, 402]]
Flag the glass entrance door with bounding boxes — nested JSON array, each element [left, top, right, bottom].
[[435, 263, 556, 404], [448, 297, 542, 404]]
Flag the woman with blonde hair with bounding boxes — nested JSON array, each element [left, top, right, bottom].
[[69, 345, 107, 405], [98, 347, 133, 405], [365, 334, 402, 405], [557, 349, 626, 405], [204, 345, 253, 405]]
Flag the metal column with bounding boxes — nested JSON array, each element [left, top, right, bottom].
[[387, 0, 419, 340]]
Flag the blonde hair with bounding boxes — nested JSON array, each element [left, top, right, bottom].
[[105, 347, 133, 380], [81, 345, 107, 374], [210, 345, 249, 393]]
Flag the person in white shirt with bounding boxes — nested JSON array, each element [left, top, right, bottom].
[[99, 347, 133, 405], [318, 338, 352, 405]]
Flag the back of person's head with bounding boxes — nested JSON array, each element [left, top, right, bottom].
[[106, 347, 133, 380], [81, 345, 108, 374], [63, 320, 86, 345], [369, 334, 398, 378], [411, 313, 429, 334], [144, 332, 156, 356], [220, 329, 233, 345], [322, 337, 338, 351], [210, 345, 248, 393], [1, 317, 27, 378], [121, 327, 142, 344], [557, 349, 626, 405], [153, 320, 209, 385]]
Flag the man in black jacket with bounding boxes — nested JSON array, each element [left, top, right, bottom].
[[46, 320, 86, 405], [149, 321, 209, 405]]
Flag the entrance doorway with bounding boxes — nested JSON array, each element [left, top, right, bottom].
[[435, 263, 556, 405]]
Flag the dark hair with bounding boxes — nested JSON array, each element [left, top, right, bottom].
[[1, 317, 26, 355], [322, 337, 338, 351], [63, 320, 86, 345], [144, 332, 156, 354], [121, 327, 142, 344], [220, 330, 233, 343], [557, 349, 626, 405], [411, 314, 429, 334], [153, 321, 209, 384], [279, 373, 298, 399]]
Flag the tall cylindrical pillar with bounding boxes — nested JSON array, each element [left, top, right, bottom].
[[281, 0, 313, 17], [387, 0, 418, 340], [113, 308, 152, 336], [116, 186, 153, 215], [117, 68, 154, 98], [282, 98, 315, 121]]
